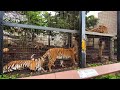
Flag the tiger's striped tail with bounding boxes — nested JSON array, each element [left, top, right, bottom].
[[31, 54, 36, 60], [31, 54, 39, 61]]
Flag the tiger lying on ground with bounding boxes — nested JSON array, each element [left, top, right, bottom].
[[40, 47, 78, 72], [3, 57, 46, 73], [87, 25, 108, 33]]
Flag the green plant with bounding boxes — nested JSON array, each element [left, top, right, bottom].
[[86, 15, 99, 29], [0, 74, 19, 79], [87, 63, 103, 67], [95, 74, 117, 79], [95, 73, 120, 79], [74, 67, 80, 70]]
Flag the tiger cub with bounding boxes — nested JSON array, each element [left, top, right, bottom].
[[3, 58, 46, 73], [41, 47, 78, 72]]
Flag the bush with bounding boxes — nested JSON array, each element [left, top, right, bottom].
[[95, 73, 120, 79], [87, 63, 103, 67], [0, 74, 19, 79]]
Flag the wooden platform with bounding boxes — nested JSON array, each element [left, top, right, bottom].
[[19, 63, 120, 79]]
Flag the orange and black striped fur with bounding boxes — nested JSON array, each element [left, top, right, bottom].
[[3, 57, 46, 73], [87, 25, 108, 33], [41, 47, 78, 72]]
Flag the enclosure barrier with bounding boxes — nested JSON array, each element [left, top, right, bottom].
[[0, 11, 120, 79], [0, 11, 86, 75]]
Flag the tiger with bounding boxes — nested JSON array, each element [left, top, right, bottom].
[[31, 53, 66, 69], [3, 57, 46, 73], [40, 47, 78, 72], [87, 25, 108, 33]]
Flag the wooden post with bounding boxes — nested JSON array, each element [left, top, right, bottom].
[[48, 31, 51, 46], [0, 11, 4, 74], [109, 37, 115, 61], [93, 37, 94, 48], [98, 38, 103, 61], [98, 37, 108, 62], [68, 33, 72, 48]]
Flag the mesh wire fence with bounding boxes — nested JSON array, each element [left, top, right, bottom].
[[2, 11, 118, 77], [86, 11, 117, 65], [2, 11, 80, 76]]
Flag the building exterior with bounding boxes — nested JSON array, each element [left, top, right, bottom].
[[98, 11, 117, 35]]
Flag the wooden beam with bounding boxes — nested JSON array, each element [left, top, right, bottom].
[[86, 31, 115, 37]]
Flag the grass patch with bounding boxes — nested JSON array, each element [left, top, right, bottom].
[[87, 63, 103, 67], [0, 74, 19, 79], [95, 73, 120, 79]]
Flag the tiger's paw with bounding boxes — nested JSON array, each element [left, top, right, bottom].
[[49, 69, 52, 72], [30, 72, 33, 75], [75, 62, 78, 66], [44, 70, 47, 72], [61, 65, 66, 68], [53, 64, 55, 67], [42, 69, 47, 72]]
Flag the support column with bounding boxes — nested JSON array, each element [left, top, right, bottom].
[[117, 11, 120, 61], [109, 37, 115, 61], [0, 11, 4, 74], [79, 11, 86, 68]]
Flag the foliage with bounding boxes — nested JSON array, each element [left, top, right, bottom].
[[54, 11, 79, 30], [4, 11, 80, 34], [19, 11, 49, 35], [86, 15, 99, 29], [4, 11, 95, 46], [4, 11, 98, 32], [95, 73, 120, 79], [87, 63, 103, 67], [0, 74, 19, 79]]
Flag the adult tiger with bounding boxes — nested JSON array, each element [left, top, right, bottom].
[[40, 47, 78, 72], [3, 57, 46, 73]]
